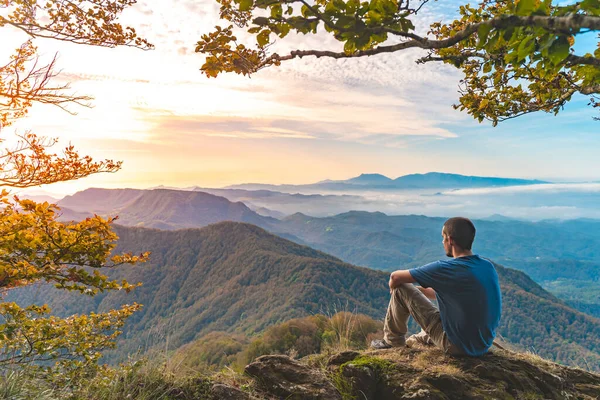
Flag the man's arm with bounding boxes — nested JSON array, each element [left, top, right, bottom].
[[389, 270, 437, 299], [389, 270, 416, 290]]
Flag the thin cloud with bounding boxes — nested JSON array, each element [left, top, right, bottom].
[[143, 114, 343, 141], [142, 111, 457, 145], [445, 183, 600, 196]]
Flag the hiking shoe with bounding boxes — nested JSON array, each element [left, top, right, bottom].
[[406, 331, 434, 348], [405, 335, 418, 347], [370, 339, 393, 349]]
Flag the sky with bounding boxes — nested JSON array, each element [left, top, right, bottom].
[[2, 0, 600, 196]]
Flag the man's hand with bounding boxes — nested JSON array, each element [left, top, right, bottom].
[[389, 270, 416, 291]]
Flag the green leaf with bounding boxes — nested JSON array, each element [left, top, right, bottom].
[[502, 27, 515, 42], [325, 1, 339, 13], [239, 0, 253, 12], [538, 34, 556, 56], [336, 15, 355, 28], [477, 24, 491, 48], [399, 18, 415, 31], [478, 98, 489, 110], [356, 33, 371, 49], [504, 51, 518, 64], [333, 0, 346, 11], [483, 62, 492, 74], [279, 23, 291, 38], [367, 10, 382, 23], [253, 17, 270, 26], [370, 32, 387, 43], [270, 4, 283, 18], [581, 0, 600, 12], [347, 0, 360, 13], [257, 30, 271, 46], [369, 0, 380, 13], [487, 30, 499, 49], [301, 4, 313, 17], [344, 39, 356, 53], [548, 36, 570, 65], [517, 36, 535, 61], [533, 0, 550, 15], [381, 0, 396, 14], [516, 0, 535, 16]]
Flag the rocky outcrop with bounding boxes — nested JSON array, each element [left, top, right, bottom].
[[215, 347, 600, 400], [245, 354, 342, 400], [210, 384, 251, 400]]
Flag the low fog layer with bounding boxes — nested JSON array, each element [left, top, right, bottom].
[[225, 183, 600, 221]]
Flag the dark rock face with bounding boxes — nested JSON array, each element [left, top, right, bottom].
[[245, 355, 342, 400], [327, 351, 360, 367], [210, 384, 250, 400], [242, 348, 600, 400]]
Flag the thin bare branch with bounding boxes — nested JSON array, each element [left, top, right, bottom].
[[263, 14, 600, 66]]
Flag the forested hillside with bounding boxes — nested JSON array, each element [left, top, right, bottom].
[[274, 212, 600, 320], [7, 222, 600, 369], [276, 211, 600, 270], [54, 189, 600, 321], [8, 223, 388, 359]]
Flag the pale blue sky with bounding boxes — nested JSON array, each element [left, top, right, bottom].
[[2, 0, 598, 195]]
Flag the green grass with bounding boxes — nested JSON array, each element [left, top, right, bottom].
[[0, 360, 213, 400], [340, 355, 397, 375], [0, 370, 56, 400]]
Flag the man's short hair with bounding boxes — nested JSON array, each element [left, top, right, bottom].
[[443, 217, 476, 250]]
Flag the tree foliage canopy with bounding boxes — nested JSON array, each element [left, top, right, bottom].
[[197, 0, 600, 124], [0, 0, 150, 384]]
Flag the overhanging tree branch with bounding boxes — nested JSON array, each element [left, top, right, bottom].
[[263, 14, 600, 66], [416, 53, 600, 67], [198, 0, 600, 122]]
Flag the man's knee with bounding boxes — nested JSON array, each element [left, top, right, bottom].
[[393, 283, 414, 292], [392, 283, 419, 297]]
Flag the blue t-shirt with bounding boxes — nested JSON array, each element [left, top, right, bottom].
[[409, 255, 501, 356]]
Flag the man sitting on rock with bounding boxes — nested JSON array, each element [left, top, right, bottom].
[[371, 217, 502, 356]]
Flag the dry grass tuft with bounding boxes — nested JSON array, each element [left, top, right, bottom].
[[409, 351, 465, 376]]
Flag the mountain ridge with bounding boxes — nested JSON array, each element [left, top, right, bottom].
[[227, 172, 549, 191], [58, 188, 278, 230]]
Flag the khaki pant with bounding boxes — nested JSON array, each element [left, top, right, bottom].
[[383, 283, 463, 356]]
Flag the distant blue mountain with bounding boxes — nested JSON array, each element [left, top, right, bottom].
[[346, 173, 394, 185], [391, 172, 548, 189], [227, 172, 548, 191]]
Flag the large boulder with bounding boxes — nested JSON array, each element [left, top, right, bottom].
[[210, 384, 251, 400], [245, 354, 342, 400], [242, 348, 600, 400]]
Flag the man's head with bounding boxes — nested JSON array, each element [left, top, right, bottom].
[[442, 217, 476, 257]]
